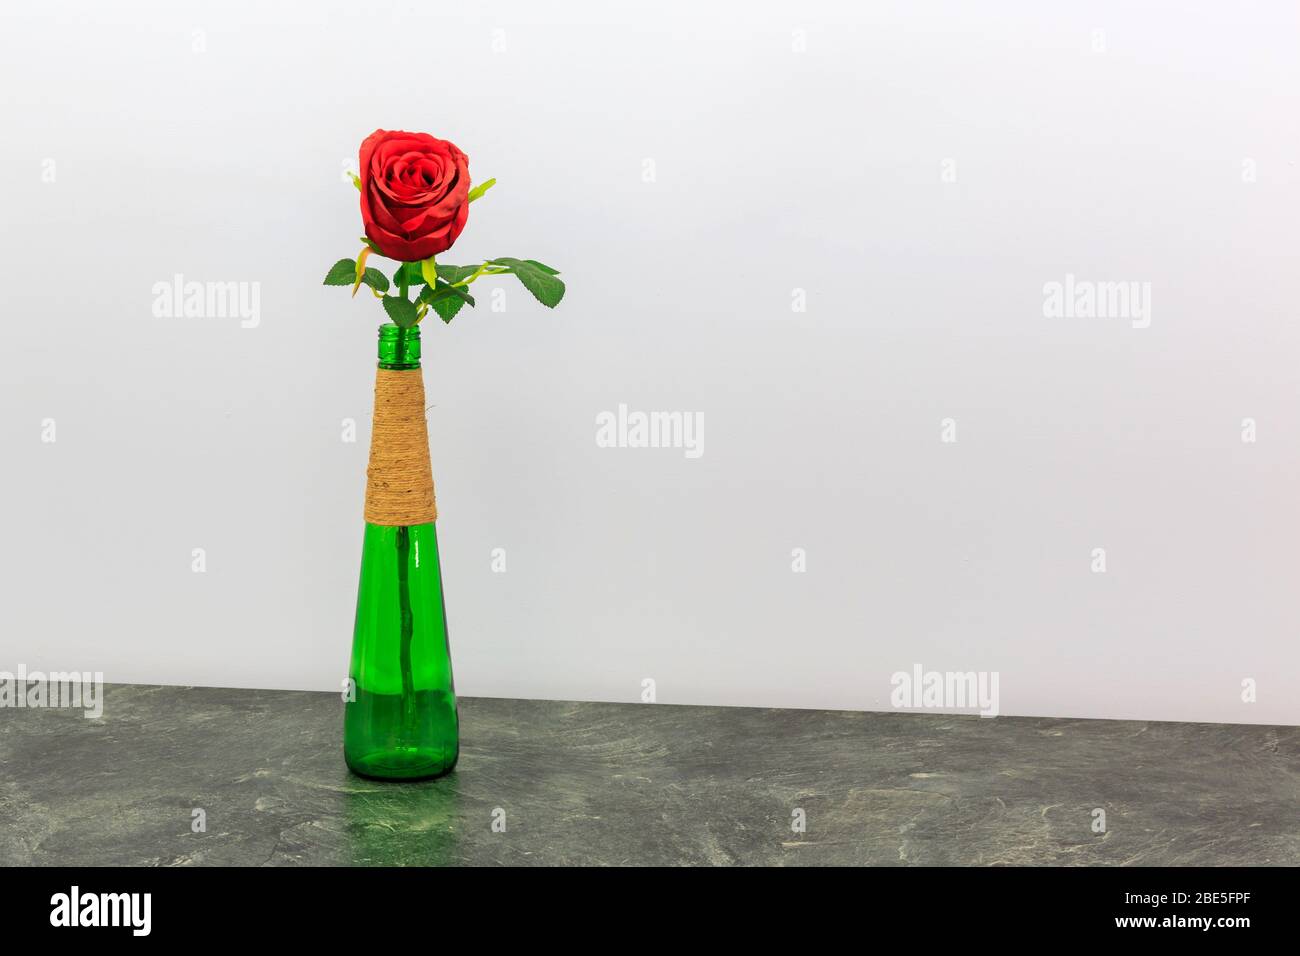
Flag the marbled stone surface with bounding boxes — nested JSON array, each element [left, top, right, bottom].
[[0, 684, 1295, 866]]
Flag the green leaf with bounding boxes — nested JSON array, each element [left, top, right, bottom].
[[393, 261, 427, 287], [350, 172, 362, 191], [517, 268, 564, 308], [382, 295, 419, 328], [490, 258, 565, 308], [420, 256, 438, 286], [467, 177, 497, 203], [361, 267, 389, 294], [490, 257, 561, 277], [430, 295, 467, 324], [419, 281, 475, 307], [324, 259, 356, 286], [358, 236, 380, 253], [434, 264, 478, 285]]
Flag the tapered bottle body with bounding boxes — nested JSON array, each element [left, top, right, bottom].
[[344, 324, 458, 780]]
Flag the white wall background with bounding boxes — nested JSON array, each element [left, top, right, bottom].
[[2, 1, 1297, 724]]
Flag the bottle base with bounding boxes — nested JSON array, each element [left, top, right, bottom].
[[345, 746, 458, 782]]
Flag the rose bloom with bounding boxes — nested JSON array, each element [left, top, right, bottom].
[[358, 129, 471, 262]]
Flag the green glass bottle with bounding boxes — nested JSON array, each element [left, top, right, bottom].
[[344, 323, 459, 780]]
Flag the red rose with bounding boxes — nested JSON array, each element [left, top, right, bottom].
[[358, 129, 471, 262]]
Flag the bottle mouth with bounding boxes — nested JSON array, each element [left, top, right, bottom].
[[377, 323, 420, 368]]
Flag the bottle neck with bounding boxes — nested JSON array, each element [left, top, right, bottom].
[[377, 323, 421, 369]]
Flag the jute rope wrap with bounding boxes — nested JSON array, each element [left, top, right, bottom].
[[364, 368, 437, 526]]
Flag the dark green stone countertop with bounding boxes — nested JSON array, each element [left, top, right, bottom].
[[1, 685, 1295, 866]]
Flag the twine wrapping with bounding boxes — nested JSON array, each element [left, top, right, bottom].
[[364, 368, 437, 526]]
